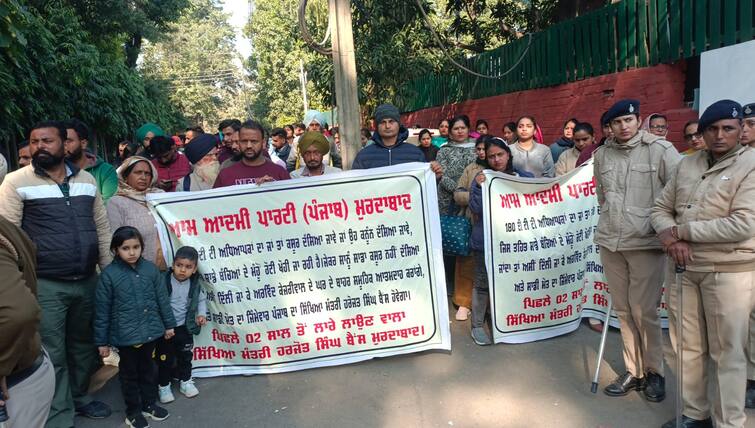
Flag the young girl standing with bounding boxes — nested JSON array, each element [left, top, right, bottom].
[[510, 116, 555, 178], [94, 226, 177, 428], [468, 138, 533, 345]]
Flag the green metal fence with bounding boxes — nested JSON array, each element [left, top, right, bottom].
[[400, 0, 754, 112]]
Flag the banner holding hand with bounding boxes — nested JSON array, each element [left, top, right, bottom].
[[482, 161, 667, 344], [148, 163, 450, 376]]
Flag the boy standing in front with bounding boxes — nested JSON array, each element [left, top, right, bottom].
[[156, 246, 208, 403]]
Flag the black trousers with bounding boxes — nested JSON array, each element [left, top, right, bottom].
[[156, 325, 194, 386], [117, 341, 158, 416], [443, 254, 456, 296]]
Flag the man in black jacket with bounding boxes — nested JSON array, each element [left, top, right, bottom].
[[353, 104, 442, 180], [0, 121, 113, 427]]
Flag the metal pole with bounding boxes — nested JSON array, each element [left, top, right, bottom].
[[675, 265, 685, 428], [591, 294, 613, 393], [328, 0, 360, 170], [300, 59, 309, 114]]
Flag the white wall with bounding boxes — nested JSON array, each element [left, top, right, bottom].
[[699, 39, 755, 114]]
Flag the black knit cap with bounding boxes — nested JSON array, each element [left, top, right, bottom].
[[374, 104, 401, 124]]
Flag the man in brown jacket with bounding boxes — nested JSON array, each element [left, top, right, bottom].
[[652, 99, 755, 428], [594, 99, 681, 402], [0, 216, 55, 427]]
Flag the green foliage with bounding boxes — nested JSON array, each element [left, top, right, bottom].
[[444, 0, 558, 52], [140, 0, 250, 131], [25, 0, 191, 66], [0, 0, 30, 63], [304, 0, 446, 117], [299, 0, 562, 117], [249, 0, 557, 121], [241, 0, 562, 124], [0, 1, 185, 159], [63, 0, 189, 41], [244, 0, 328, 128]]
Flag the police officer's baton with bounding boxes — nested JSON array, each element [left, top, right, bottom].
[[591, 293, 612, 393], [674, 265, 685, 428]]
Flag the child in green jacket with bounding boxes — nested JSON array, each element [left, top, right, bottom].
[[94, 226, 176, 428]]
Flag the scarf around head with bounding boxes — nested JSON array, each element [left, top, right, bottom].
[[534, 125, 544, 145], [641, 113, 665, 133], [115, 156, 163, 205]]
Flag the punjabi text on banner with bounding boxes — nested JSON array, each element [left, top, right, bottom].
[[147, 163, 450, 376], [482, 162, 668, 344]]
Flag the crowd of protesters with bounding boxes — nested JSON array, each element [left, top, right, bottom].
[[0, 97, 754, 428]]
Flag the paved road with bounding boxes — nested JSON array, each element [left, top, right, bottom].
[[78, 308, 755, 428]]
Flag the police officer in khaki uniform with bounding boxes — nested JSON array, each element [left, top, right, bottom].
[[652, 99, 755, 428], [742, 103, 755, 149], [593, 99, 681, 401], [741, 102, 755, 410]]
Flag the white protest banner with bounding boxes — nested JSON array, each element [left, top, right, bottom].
[[482, 161, 668, 344], [147, 163, 450, 376]]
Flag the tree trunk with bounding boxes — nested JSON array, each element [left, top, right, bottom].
[[125, 33, 142, 68]]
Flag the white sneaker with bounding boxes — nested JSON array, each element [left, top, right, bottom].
[[158, 384, 174, 404], [455, 306, 471, 321], [179, 379, 199, 398]]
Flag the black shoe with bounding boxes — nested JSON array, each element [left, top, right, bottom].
[[604, 372, 646, 396], [142, 404, 170, 421], [746, 380, 755, 409], [126, 413, 150, 428], [644, 371, 666, 402], [75, 400, 112, 419], [661, 415, 713, 428]]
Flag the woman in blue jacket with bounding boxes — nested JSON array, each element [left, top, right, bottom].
[[468, 138, 533, 345], [94, 226, 176, 428]]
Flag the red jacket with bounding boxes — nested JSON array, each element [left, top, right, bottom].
[[152, 152, 191, 192]]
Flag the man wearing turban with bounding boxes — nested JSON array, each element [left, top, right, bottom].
[[177, 133, 221, 191], [134, 123, 165, 157], [291, 132, 342, 178], [288, 110, 342, 171]]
